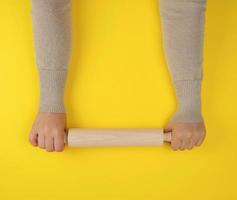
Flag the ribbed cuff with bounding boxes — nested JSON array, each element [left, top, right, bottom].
[[38, 69, 67, 113], [170, 79, 203, 123]]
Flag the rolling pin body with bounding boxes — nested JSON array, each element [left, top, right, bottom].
[[65, 128, 172, 147]]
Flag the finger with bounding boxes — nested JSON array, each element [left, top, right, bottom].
[[52, 137, 55, 150], [187, 139, 194, 150], [179, 139, 186, 151], [45, 136, 54, 152], [171, 137, 182, 151], [196, 131, 206, 147], [29, 131, 38, 146], [38, 134, 45, 149], [54, 135, 65, 152]]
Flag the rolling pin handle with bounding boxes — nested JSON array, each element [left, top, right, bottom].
[[64, 129, 172, 145], [64, 133, 68, 145], [163, 131, 172, 143]]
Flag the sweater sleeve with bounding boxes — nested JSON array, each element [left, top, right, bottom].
[[159, 0, 207, 123], [30, 0, 72, 113]]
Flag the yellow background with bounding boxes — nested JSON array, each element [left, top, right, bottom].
[[0, 0, 236, 199]]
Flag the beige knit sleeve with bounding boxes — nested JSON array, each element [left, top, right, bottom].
[[30, 0, 72, 113], [159, 0, 207, 123]]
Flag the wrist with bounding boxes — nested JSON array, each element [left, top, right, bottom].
[[170, 79, 203, 123], [38, 69, 67, 113]]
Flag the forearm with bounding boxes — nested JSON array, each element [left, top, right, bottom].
[[159, 0, 207, 122], [31, 0, 72, 113]]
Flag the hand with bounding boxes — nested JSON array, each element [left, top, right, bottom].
[[164, 122, 206, 151], [29, 112, 67, 152]]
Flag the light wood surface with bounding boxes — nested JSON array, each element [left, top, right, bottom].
[[65, 128, 172, 147]]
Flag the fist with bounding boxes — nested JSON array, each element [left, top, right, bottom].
[[29, 112, 67, 152], [164, 122, 206, 151]]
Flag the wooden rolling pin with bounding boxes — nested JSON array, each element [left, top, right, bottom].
[[64, 128, 172, 147]]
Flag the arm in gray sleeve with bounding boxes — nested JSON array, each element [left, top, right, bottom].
[[31, 0, 72, 113], [159, 0, 207, 123]]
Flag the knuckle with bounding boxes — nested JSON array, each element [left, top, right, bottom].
[[41, 127, 62, 137], [29, 132, 35, 138], [42, 126, 49, 133], [52, 129, 61, 136]]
